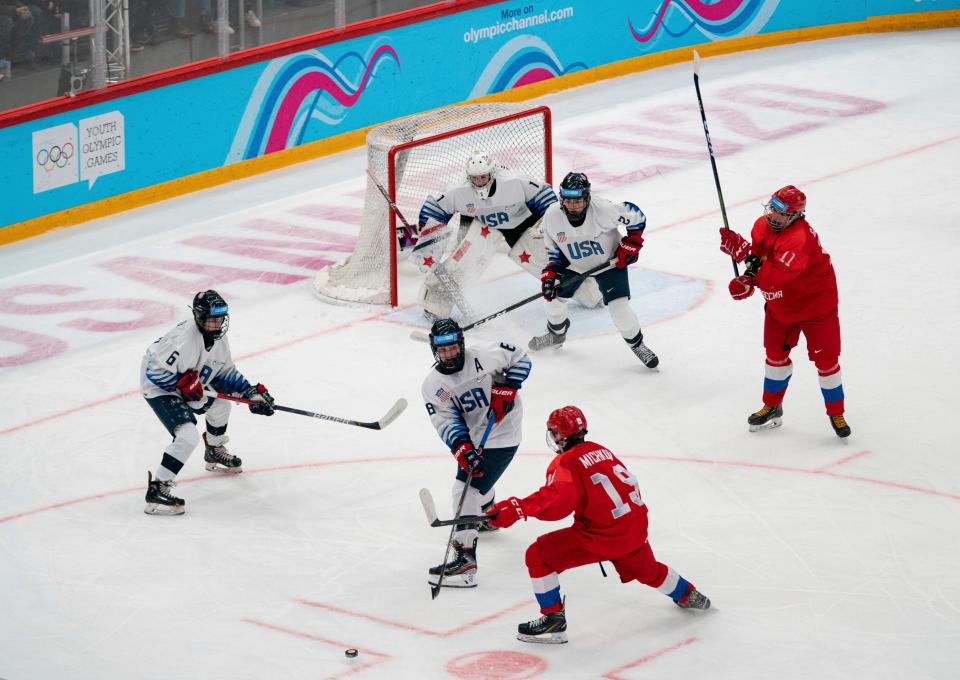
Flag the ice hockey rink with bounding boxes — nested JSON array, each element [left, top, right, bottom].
[[2, 29, 959, 680]]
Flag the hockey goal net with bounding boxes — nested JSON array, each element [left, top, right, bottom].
[[312, 103, 552, 306]]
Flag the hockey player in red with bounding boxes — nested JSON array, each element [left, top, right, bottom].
[[720, 185, 851, 438], [486, 406, 710, 643]]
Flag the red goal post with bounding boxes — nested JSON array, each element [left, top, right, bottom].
[[313, 103, 553, 307]]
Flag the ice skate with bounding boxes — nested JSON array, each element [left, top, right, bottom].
[[477, 519, 499, 534], [630, 338, 659, 368], [144, 471, 185, 515], [427, 541, 477, 588], [748, 404, 783, 432], [528, 319, 570, 352], [517, 609, 568, 644], [675, 585, 711, 610], [203, 433, 242, 473], [829, 414, 851, 438]]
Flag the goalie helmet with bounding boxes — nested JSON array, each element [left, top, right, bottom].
[[429, 318, 465, 374], [546, 405, 588, 453], [558, 172, 591, 227], [466, 151, 496, 200], [764, 185, 806, 231], [192, 290, 230, 340]]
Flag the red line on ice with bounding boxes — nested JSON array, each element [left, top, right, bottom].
[[603, 636, 699, 678]]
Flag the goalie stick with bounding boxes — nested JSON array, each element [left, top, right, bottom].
[[365, 168, 477, 322], [693, 50, 740, 277], [419, 488, 492, 527], [429, 413, 496, 599], [410, 259, 615, 342], [203, 390, 407, 430]]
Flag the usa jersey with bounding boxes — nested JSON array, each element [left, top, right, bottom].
[[520, 441, 649, 554], [542, 197, 646, 273], [421, 341, 532, 451], [140, 320, 251, 403], [418, 175, 556, 235]]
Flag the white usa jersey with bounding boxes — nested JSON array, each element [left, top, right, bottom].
[[418, 174, 556, 235], [542, 197, 647, 273], [421, 340, 532, 451], [140, 320, 251, 402]]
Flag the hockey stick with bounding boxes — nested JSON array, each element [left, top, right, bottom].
[[366, 168, 477, 321], [419, 488, 492, 527], [410, 259, 615, 342], [203, 390, 407, 430], [693, 50, 740, 277], [430, 413, 496, 600]]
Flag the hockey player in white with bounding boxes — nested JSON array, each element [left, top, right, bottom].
[[412, 151, 602, 319], [140, 290, 275, 515], [421, 318, 532, 587], [530, 172, 659, 368]]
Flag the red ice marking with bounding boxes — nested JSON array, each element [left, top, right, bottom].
[[814, 450, 870, 473], [446, 650, 547, 680], [243, 618, 390, 679], [0, 284, 176, 332], [643, 103, 822, 142], [298, 599, 529, 638], [98, 256, 308, 296], [182, 236, 347, 270], [720, 84, 885, 117], [289, 204, 364, 224], [578, 123, 731, 161], [0, 324, 69, 367], [238, 219, 359, 246], [603, 637, 698, 678]]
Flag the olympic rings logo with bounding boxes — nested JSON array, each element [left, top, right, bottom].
[[36, 143, 75, 171]]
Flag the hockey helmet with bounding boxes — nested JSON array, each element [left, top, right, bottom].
[[192, 290, 229, 340], [429, 318, 466, 374], [546, 405, 588, 453], [466, 151, 496, 199], [559, 172, 591, 226], [764, 185, 806, 231]]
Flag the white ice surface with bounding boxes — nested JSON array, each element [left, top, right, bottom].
[[1, 30, 959, 680]]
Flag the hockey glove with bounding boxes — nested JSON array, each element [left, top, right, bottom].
[[243, 383, 275, 416], [614, 232, 644, 269], [541, 269, 560, 301], [487, 497, 526, 529], [719, 228, 751, 263], [488, 384, 518, 422], [398, 224, 419, 250], [176, 370, 204, 403], [728, 275, 755, 300], [452, 440, 483, 476]]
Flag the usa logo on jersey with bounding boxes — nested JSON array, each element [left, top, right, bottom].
[[557, 231, 567, 243]]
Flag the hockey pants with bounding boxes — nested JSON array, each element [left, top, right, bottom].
[[146, 395, 231, 482]]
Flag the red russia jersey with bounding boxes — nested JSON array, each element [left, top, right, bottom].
[[749, 216, 838, 323], [521, 441, 649, 554]]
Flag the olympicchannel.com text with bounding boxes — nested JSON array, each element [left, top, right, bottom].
[[463, 5, 575, 43]]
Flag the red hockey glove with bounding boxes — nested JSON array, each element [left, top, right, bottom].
[[728, 275, 755, 300], [176, 370, 204, 402], [719, 228, 751, 263], [487, 497, 526, 529], [615, 232, 644, 269], [488, 384, 518, 422], [243, 383, 275, 416], [452, 440, 483, 476], [541, 269, 560, 301]]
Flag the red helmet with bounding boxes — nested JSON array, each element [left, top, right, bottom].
[[764, 185, 806, 231], [546, 405, 588, 453]]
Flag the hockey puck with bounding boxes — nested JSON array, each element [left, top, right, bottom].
[[345, 648, 359, 658]]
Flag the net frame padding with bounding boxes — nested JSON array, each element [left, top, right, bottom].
[[313, 103, 552, 306]]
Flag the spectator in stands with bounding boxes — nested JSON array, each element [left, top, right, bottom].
[[0, 13, 14, 72], [0, 0, 42, 64]]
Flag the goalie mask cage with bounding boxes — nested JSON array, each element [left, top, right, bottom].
[[312, 103, 552, 306]]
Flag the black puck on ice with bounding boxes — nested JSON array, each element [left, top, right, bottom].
[[345, 648, 359, 658]]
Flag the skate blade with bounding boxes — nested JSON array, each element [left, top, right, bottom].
[[144, 503, 185, 516], [427, 572, 477, 588], [204, 462, 243, 474], [517, 631, 568, 644], [748, 417, 782, 433]]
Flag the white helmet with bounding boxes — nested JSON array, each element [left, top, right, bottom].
[[466, 151, 496, 199]]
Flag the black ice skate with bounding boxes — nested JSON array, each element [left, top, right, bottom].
[[528, 319, 570, 352], [203, 433, 242, 473], [675, 586, 711, 610], [517, 608, 568, 644], [748, 404, 783, 432], [829, 414, 851, 438], [427, 540, 477, 588], [627, 331, 659, 368], [144, 471, 185, 515]]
